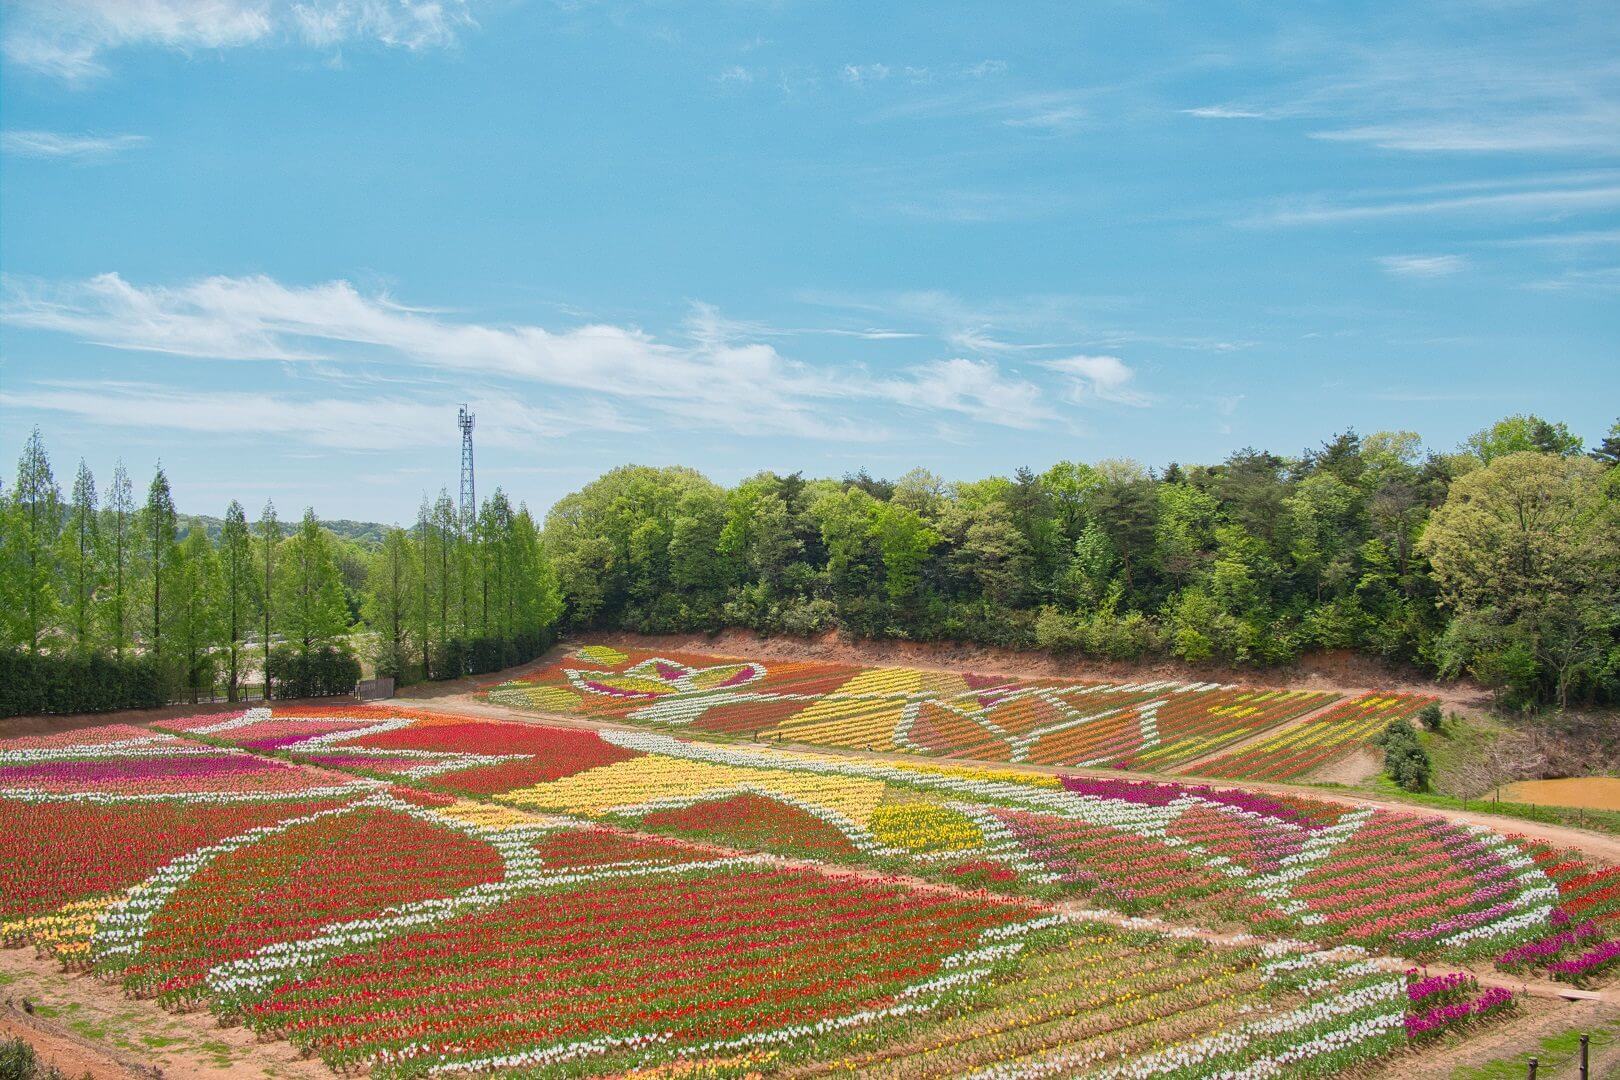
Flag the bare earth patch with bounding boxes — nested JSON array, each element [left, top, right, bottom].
[[0, 948, 330, 1080], [1306, 745, 1383, 785], [1500, 777, 1620, 813]]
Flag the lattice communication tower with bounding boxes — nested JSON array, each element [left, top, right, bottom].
[[458, 404, 476, 531]]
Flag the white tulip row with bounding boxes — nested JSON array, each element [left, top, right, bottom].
[[96, 798, 377, 959], [0, 736, 217, 763], [2, 780, 382, 805]]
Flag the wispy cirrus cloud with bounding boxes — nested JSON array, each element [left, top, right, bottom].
[[3, 0, 476, 80], [1246, 172, 1620, 226], [0, 381, 629, 452], [0, 130, 149, 160], [872, 358, 1055, 428], [1181, 105, 1269, 120], [1039, 354, 1150, 407], [1185, 17, 1620, 156], [0, 272, 1110, 441], [1378, 254, 1470, 278]]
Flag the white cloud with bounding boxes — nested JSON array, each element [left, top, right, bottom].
[[1312, 114, 1620, 153], [1182, 105, 1268, 119], [1003, 104, 1087, 134], [842, 63, 891, 84], [0, 130, 150, 159], [1250, 175, 1620, 226], [0, 382, 629, 451], [1039, 354, 1150, 407], [1378, 254, 1470, 278], [872, 358, 1054, 428], [716, 65, 754, 84], [2, 272, 1093, 440], [3, 0, 474, 80]]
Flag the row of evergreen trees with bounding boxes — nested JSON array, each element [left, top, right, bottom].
[[0, 430, 561, 715]]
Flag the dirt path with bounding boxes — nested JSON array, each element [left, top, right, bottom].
[[0, 949, 332, 1080]]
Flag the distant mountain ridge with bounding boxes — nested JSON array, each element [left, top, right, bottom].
[[178, 513, 393, 550]]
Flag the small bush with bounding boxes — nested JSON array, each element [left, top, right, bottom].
[[1375, 718, 1432, 792], [0, 1037, 68, 1080], [1417, 702, 1444, 731]]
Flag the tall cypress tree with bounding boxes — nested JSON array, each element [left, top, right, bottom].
[[12, 429, 62, 653], [220, 500, 258, 701], [274, 508, 348, 656], [60, 460, 101, 653], [258, 500, 279, 699], [103, 462, 136, 658], [141, 464, 179, 662], [171, 529, 222, 703]]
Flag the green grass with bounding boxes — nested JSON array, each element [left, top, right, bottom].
[[1452, 1022, 1617, 1079], [1352, 775, 1620, 835]]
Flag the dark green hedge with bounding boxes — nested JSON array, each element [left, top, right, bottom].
[[428, 629, 556, 681], [266, 646, 362, 699], [0, 649, 169, 718]]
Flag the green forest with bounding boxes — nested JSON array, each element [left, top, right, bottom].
[[3, 414, 1617, 717]]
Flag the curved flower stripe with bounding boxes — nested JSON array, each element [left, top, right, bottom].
[[205, 853, 774, 1000]]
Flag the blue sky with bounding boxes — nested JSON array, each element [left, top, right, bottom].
[[1, 1, 1616, 523]]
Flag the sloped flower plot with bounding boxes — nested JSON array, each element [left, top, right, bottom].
[[483, 644, 1341, 771], [2, 711, 1595, 1076]]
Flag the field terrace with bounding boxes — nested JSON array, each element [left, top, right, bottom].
[[481, 643, 1432, 782], [5, 688, 1616, 1077]]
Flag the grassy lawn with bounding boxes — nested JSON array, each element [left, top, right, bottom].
[[1452, 1021, 1618, 1079]]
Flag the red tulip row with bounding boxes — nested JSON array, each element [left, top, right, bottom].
[[233, 864, 1038, 1073]]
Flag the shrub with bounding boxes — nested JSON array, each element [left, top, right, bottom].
[[1417, 702, 1444, 731], [1375, 718, 1432, 791], [0, 649, 169, 718], [0, 1037, 68, 1080], [266, 646, 361, 699]]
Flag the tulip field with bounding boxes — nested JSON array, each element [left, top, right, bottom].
[[6, 689, 1620, 1077], [1188, 692, 1442, 781], [482, 644, 1344, 772]]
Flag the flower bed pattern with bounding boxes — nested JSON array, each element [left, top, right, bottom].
[[482, 644, 1339, 771], [0, 714, 1578, 1076], [1187, 692, 1442, 781]]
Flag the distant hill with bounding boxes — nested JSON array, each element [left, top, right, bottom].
[[178, 513, 393, 550]]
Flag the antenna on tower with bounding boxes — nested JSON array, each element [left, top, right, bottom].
[[458, 404, 476, 532]]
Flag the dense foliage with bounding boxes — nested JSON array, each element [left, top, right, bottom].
[[3, 414, 1614, 716], [0, 430, 562, 715], [544, 416, 1619, 707]]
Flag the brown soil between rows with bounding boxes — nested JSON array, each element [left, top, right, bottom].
[[0, 948, 332, 1080]]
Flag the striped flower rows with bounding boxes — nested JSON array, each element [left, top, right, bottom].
[[483, 644, 1339, 770], [1189, 692, 1442, 782], [0, 712, 1587, 1077]]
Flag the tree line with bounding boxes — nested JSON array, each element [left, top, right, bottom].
[[4, 413, 1615, 717], [0, 429, 561, 716], [543, 415, 1619, 710]]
